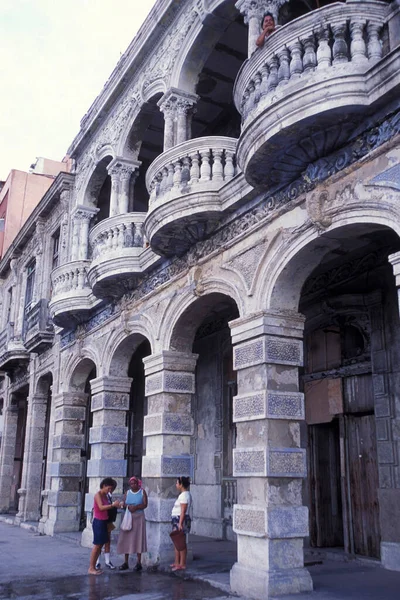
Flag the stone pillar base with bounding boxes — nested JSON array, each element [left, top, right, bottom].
[[381, 542, 400, 571], [230, 563, 313, 599], [81, 525, 93, 548]]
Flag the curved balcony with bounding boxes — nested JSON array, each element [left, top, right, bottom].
[[49, 261, 101, 328], [144, 137, 239, 256], [87, 213, 159, 298], [234, 1, 397, 188], [0, 323, 29, 374]]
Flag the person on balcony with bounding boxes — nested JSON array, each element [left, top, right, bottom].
[[256, 12, 276, 48]]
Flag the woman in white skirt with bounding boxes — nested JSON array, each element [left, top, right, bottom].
[[117, 476, 148, 571]]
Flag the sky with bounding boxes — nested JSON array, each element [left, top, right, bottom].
[[0, 0, 158, 180]]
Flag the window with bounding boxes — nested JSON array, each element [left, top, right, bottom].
[[52, 229, 60, 270], [25, 260, 36, 309]]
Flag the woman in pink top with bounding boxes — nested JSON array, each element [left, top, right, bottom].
[[88, 477, 120, 575]]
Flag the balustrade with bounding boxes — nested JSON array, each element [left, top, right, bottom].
[[235, 2, 388, 122], [222, 477, 237, 511], [51, 261, 91, 298], [146, 137, 238, 206], [89, 213, 146, 260]]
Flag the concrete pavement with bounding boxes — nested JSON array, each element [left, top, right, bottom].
[[1, 519, 400, 599]]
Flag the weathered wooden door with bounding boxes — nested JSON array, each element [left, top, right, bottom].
[[309, 420, 344, 548], [345, 413, 380, 558]]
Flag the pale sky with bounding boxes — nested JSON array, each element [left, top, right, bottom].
[[0, 0, 158, 180]]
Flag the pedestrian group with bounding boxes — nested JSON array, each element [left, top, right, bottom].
[[88, 474, 192, 575]]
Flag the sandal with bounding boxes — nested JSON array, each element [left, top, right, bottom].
[[119, 563, 129, 571]]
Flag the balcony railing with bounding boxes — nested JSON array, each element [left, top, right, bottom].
[[234, 2, 388, 124], [0, 322, 29, 373], [89, 213, 145, 260], [146, 136, 238, 207], [50, 260, 100, 327], [233, 1, 396, 188], [23, 299, 54, 354], [88, 212, 157, 297], [144, 137, 240, 256]]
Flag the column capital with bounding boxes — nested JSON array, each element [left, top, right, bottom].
[[229, 310, 305, 346], [71, 204, 99, 222], [157, 88, 199, 117], [90, 375, 132, 396], [235, 0, 288, 22], [107, 157, 141, 181], [143, 351, 198, 376]]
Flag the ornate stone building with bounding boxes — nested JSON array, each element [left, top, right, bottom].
[[0, 0, 400, 597]]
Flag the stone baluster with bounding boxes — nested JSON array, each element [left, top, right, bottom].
[[77, 266, 86, 290], [190, 152, 200, 185], [117, 225, 125, 249], [167, 163, 175, 190], [213, 149, 224, 182], [142, 351, 197, 565], [181, 156, 191, 186], [316, 26, 332, 69], [81, 377, 132, 547], [302, 36, 317, 72], [260, 65, 270, 96], [277, 46, 291, 84], [367, 23, 383, 62], [253, 71, 262, 106], [268, 56, 279, 91], [241, 89, 250, 119], [173, 161, 183, 190], [350, 20, 368, 64], [289, 41, 303, 78], [229, 311, 312, 600], [225, 150, 235, 181], [160, 167, 169, 193], [0, 396, 19, 512], [200, 150, 212, 182], [149, 181, 157, 205], [247, 81, 256, 111], [332, 23, 349, 64], [133, 222, 143, 247]]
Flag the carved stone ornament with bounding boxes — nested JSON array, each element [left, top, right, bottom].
[[235, 0, 289, 22]]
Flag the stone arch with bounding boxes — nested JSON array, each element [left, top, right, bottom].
[[34, 372, 53, 396], [68, 357, 98, 393], [107, 330, 154, 377], [167, 290, 241, 353], [80, 155, 113, 223], [257, 212, 400, 313]]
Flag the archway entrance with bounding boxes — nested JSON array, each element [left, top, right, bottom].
[[171, 292, 239, 540], [11, 386, 29, 512], [282, 223, 400, 560]]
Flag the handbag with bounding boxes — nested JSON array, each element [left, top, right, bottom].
[[120, 507, 132, 531]]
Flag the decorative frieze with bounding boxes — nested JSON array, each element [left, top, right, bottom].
[[233, 505, 266, 537], [142, 454, 194, 478], [143, 413, 194, 436], [145, 371, 195, 396], [233, 391, 267, 422], [266, 392, 305, 420], [233, 336, 303, 370], [233, 448, 266, 476], [91, 392, 130, 412], [267, 506, 309, 539], [267, 448, 307, 478]]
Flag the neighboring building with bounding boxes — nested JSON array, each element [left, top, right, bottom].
[[0, 1, 399, 598], [0, 157, 71, 258]]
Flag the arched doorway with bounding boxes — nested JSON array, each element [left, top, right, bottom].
[[271, 222, 400, 562], [69, 358, 97, 530], [170, 292, 240, 540]]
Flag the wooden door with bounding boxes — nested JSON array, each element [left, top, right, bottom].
[[309, 421, 344, 548], [345, 414, 380, 558]]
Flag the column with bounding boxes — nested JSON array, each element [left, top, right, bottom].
[[235, 0, 289, 57], [107, 158, 141, 215], [59, 188, 72, 265], [366, 271, 400, 571], [70, 206, 98, 261], [16, 392, 49, 522], [229, 311, 313, 599], [142, 351, 197, 565], [0, 395, 19, 512], [81, 376, 132, 547], [45, 392, 87, 535], [158, 89, 198, 151]]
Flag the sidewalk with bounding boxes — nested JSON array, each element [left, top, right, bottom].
[[1, 516, 400, 599]]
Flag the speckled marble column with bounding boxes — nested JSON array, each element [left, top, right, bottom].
[[81, 375, 132, 547], [16, 392, 48, 522], [142, 351, 197, 565], [229, 311, 313, 599], [0, 397, 19, 512], [45, 391, 88, 535]]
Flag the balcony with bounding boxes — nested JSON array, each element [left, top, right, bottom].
[[49, 261, 101, 328], [23, 299, 54, 354], [87, 213, 159, 298], [234, 1, 398, 188], [144, 137, 239, 256], [0, 322, 29, 374]]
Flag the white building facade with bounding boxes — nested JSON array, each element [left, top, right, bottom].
[[1, 0, 400, 597]]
